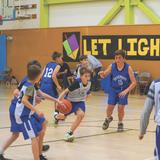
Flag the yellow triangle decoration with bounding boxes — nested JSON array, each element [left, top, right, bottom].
[[68, 48, 79, 60]]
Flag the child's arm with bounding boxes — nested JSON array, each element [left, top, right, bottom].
[[52, 65, 62, 91], [119, 66, 137, 97], [139, 81, 155, 140], [99, 64, 112, 78], [13, 77, 28, 97], [13, 88, 20, 97], [37, 89, 63, 105], [58, 80, 80, 100], [22, 95, 44, 117], [58, 88, 69, 100]]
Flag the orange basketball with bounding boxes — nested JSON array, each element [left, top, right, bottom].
[[57, 99, 72, 114]]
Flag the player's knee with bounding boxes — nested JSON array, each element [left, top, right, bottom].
[[42, 120, 48, 132], [77, 111, 85, 119], [12, 133, 19, 139], [118, 109, 125, 116]]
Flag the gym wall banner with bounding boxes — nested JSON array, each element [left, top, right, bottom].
[[82, 35, 160, 60], [63, 33, 160, 61]]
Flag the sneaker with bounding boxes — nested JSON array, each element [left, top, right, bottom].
[[102, 116, 113, 130], [117, 123, 124, 132], [64, 132, 74, 142], [53, 112, 59, 128], [42, 145, 50, 152], [0, 154, 11, 160], [40, 154, 47, 160]]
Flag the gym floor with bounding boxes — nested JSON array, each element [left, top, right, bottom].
[[0, 87, 155, 160]]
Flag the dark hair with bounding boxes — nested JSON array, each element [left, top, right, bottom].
[[27, 65, 41, 81], [52, 51, 62, 60], [80, 67, 91, 76], [79, 55, 87, 62], [27, 60, 41, 69], [114, 50, 126, 58]]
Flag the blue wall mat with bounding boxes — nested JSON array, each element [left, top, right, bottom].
[[0, 35, 7, 73]]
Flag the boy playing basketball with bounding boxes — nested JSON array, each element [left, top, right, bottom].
[[0, 60, 50, 160], [99, 50, 136, 132], [139, 79, 160, 159], [57, 67, 91, 142], [0, 64, 62, 160], [40, 52, 63, 125]]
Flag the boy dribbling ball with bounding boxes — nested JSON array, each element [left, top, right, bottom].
[[99, 50, 136, 132], [56, 67, 91, 142]]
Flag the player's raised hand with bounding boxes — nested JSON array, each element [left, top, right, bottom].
[[139, 134, 144, 140]]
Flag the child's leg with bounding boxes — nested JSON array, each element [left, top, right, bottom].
[[106, 105, 115, 118], [0, 133, 19, 154], [64, 109, 84, 142], [31, 137, 40, 160], [56, 113, 65, 120], [102, 105, 115, 130], [70, 109, 85, 133], [117, 105, 125, 132], [117, 105, 125, 122], [38, 120, 48, 156]]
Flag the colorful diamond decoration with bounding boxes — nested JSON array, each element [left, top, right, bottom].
[[63, 34, 79, 60]]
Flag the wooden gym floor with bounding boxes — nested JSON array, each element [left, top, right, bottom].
[[0, 87, 156, 160]]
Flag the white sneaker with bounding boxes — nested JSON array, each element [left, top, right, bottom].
[[53, 112, 59, 128], [64, 132, 74, 142]]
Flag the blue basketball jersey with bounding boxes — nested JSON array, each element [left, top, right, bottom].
[[14, 81, 36, 124], [110, 63, 130, 91], [10, 76, 29, 114], [40, 62, 58, 88]]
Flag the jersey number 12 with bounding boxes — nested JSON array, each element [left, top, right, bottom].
[[44, 67, 53, 78]]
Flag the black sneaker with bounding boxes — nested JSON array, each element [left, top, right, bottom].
[[117, 123, 124, 132], [42, 145, 50, 152], [40, 154, 47, 160], [0, 154, 11, 160], [102, 116, 113, 130]]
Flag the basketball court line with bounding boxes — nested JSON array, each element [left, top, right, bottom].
[[0, 118, 154, 130], [1, 124, 155, 149], [10, 129, 132, 148]]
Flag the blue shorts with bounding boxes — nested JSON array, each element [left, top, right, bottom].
[[66, 101, 85, 116], [108, 89, 128, 106], [9, 103, 21, 133], [20, 114, 45, 140], [10, 113, 21, 133], [40, 85, 58, 98]]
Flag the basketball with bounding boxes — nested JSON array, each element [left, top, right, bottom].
[[57, 99, 72, 114]]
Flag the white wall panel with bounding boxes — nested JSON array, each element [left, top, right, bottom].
[[49, 0, 160, 27]]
